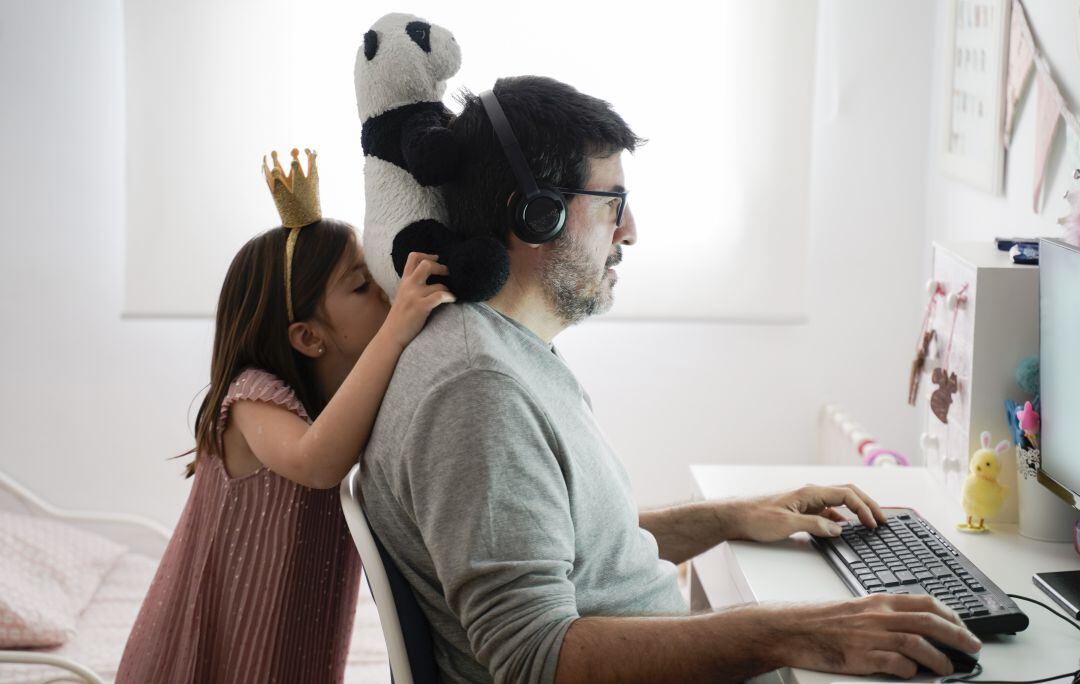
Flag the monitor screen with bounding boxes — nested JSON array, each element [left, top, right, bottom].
[[1039, 238, 1080, 510]]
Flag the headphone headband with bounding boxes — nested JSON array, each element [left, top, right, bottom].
[[479, 90, 540, 199], [479, 89, 566, 244]]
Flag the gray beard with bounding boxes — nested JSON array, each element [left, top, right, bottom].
[[540, 233, 620, 327]]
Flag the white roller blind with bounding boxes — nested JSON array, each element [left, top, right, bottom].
[[124, 0, 817, 320]]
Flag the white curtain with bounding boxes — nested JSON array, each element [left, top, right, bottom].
[[124, 0, 817, 320]]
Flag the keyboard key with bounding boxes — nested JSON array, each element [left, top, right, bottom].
[[876, 571, 900, 586], [834, 541, 861, 565], [896, 571, 918, 584]]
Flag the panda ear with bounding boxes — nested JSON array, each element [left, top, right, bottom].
[[364, 29, 378, 61]]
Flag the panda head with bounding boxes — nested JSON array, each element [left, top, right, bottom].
[[355, 13, 462, 120]]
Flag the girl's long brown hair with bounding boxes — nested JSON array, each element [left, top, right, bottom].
[[181, 219, 357, 476]]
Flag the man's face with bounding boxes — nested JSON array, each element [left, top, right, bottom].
[[540, 153, 637, 325]]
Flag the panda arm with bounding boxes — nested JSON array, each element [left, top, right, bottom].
[[401, 110, 459, 186]]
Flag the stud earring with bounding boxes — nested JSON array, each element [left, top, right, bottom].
[[317, 346, 325, 355]]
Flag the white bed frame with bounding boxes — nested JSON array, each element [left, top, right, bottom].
[[0, 470, 170, 684]]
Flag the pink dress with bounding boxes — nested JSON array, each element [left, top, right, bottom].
[[117, 368, 361, 683]]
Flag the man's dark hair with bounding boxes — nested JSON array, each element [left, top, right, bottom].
[[447, 75, 645, 245]]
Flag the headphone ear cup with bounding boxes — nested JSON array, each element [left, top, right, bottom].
[[512, 188, 566, 244]]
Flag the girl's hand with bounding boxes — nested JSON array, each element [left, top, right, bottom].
[[381, 252, 456, 350]]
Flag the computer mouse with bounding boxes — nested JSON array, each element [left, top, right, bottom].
[[923, 640, 979, 674]]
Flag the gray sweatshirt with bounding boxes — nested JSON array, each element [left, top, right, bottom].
[[360, 302, 688, 684]]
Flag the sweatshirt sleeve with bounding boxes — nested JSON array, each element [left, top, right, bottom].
[[398, 369, 579, 684]]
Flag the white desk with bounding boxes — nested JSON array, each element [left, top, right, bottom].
[[689, 465, 1080, 683]]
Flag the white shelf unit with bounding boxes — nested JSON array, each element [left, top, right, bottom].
[[919, 241, 1038, 524]]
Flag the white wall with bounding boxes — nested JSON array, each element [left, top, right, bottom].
[[1, 0, 943, 525], [0, 0, 204, 526]]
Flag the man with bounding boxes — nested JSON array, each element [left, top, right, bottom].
[[360, 75, 981, 683]]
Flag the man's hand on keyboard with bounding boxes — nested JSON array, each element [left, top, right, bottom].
[[731, 483, 889, 543], [766, 593, 982, 678]]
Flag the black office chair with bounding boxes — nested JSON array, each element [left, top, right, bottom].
[[340, 464, 438, 684]]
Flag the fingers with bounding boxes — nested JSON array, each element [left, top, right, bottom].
[[882, 611, 980, 654], [415, 260, 450, 279], [880, 631, 955, 676], [822, 507, 848, 523], [814, 485, 878, 529], [863, 650, 919, 679], [406, 257, 449, 283], [845, 483, 888, 525], [854, 598, 981, 677], [862, 593, 972, 632], [423, 289, 456, 308], [401, 252, 441, 278], [792, 513, 842, 537]]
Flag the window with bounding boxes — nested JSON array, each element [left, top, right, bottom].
[[124, 0, 817, 321]]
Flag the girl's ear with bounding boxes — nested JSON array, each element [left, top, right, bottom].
[[288, 321, 326, 359]]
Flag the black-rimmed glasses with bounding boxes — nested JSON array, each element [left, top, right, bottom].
[[553, 188, 629, 227]]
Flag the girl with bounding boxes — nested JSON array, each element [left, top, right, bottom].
[[117, 149, 453, 682]]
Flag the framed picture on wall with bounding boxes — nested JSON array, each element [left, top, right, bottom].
[[940, 0, 1011, 194]]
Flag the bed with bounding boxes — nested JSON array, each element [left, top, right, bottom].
[[0, 471, 389, 683]]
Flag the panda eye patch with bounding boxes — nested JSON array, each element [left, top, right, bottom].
[[405, 21, 432, 53]]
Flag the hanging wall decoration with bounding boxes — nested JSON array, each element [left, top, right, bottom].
[[1032, 60, 1065, 212], [931, 284, 969, 424], [1004, 1, 1080, 213], [908, 282, 944, 407], [941, 0, 1011, 194], [1003, 0, 1034, 147]]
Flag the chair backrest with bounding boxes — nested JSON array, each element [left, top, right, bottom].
[[340, 463, 438, 684]]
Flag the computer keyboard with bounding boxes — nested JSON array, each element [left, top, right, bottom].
[[811, 508, 1029, 635]]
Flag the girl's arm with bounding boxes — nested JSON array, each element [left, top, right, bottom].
[[231, 253, 454, 489]]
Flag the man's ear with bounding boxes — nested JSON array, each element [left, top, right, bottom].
[[288, 321, 326, 359]]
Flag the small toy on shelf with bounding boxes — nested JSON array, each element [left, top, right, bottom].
[[1017, 400, 1041, 450], [958, 431, 1011, 533]]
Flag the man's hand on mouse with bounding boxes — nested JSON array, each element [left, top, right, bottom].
[[756, 593, 982, 678], [725, 483, 889, 542]]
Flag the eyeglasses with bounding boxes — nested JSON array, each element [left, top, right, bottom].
[[553, 187, 629, 227]]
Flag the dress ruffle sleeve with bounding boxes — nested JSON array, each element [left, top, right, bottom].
[[218, 368, 312, 432]]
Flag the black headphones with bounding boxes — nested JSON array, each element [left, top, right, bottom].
[[479, 90, 567, 244]]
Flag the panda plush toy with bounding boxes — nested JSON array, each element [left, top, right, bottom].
[[355, 12, 508, 302]]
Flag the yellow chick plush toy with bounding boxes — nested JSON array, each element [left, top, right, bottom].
[[958, 431, 1011, 533]]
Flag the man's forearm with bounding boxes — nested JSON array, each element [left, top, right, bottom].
[[554, 606, 785, 683], [638, 500, 743, 564]]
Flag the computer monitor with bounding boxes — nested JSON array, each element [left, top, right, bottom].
[[1033, 238, 1080, 618]]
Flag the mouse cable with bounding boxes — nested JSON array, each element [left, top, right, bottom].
[[941, 593, 1080, 684]]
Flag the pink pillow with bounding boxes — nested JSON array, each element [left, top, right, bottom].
[[0, 511, 127, 648]]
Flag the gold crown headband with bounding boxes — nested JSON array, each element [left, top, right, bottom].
[[263, 148, 322, 322]]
